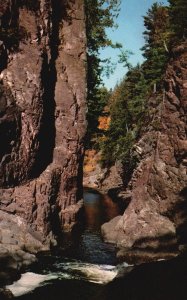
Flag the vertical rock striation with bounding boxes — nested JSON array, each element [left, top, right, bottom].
[[102, 43, 187, 263], [0, 0, 87, 255]]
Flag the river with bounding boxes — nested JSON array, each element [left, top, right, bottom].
[[7, 190, 124, 299], [7, 190, 187, 300]]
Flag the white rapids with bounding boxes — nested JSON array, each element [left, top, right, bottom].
[[6, 272, 58, 297], [6, 261, 132, 297], [56, 262, 118, 284]]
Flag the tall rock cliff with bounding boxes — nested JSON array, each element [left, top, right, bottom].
[[102, 43, 187, 263], [0, 0, 87, 269]]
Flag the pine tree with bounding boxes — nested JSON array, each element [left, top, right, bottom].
[[101, 65, 148, 166], [100, 1, 187, 182], [141, 3, 170, 90], [168, 0, 187, 42], [85, 0, 121, 146]]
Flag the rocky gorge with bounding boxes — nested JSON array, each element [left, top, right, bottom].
[[0, 0, 187, 298], [101, 42, 187, 263], [0, 0, 86, 283]]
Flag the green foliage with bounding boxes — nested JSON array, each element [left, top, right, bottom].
[[141, 3, 170, 90], [101, 65, 148, 167], [100, 2, 172, 178], [85, 0, 121, 146], [87, 85, 111, 146], [94, 1, 186, 183], [168, 0, 187, 42], [86, 0, 121, 54], [118, 49, 134, 69]]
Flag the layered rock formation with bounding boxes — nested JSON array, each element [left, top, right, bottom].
[[102, 43, 187, 263], [0, 0, 86, 276]]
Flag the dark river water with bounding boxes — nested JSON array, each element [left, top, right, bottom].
[[8, 191, 122, 300], [7, 191, 187, 300]]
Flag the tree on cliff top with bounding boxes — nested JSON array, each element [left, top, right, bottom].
[[141, 3, 170, 90], [100, 2, 171, 179], [101, 65, 148, 168], [169, 0, 187, 42], [85, 0, 121, 147]]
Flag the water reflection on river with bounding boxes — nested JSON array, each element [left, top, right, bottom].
[[60, 190, 121, 265], [14, 190, 121, 300], [102, 194, 121, 221], [83, 190, 120, 230], [10, 190, 187, 300]]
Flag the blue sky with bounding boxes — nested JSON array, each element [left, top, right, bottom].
[[100, 0, 169, 89]]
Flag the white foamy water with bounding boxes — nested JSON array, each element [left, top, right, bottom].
[[6, 272, 57, 297], [6, 261, 133, 297], [57, 262, 118, 284]]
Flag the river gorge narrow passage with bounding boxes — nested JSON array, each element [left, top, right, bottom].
[[5, 194, 187, 300], [7, 191, 125, 299]]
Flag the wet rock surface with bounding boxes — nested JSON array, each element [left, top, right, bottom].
[[0, 210, 48, 285]]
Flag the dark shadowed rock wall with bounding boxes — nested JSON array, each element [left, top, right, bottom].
[[0, 0, 87, 267], [102, 43, 187, 263]]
